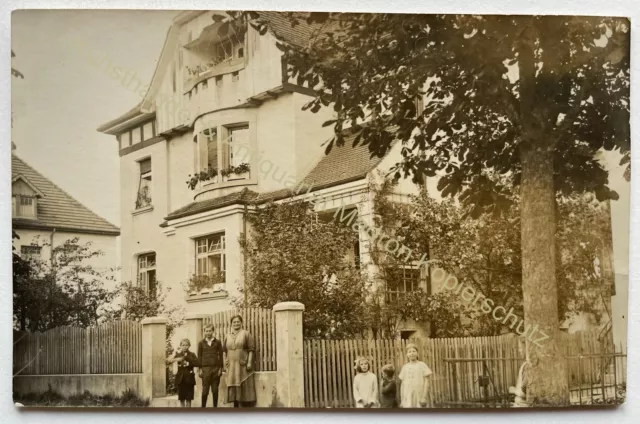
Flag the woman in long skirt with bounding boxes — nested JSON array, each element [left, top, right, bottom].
[[224, 315, 257, 407]]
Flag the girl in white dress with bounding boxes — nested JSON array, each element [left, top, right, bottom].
[[352, 357, 379, 408], [398, 344, 433, 408]]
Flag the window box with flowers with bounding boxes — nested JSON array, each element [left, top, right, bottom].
[[184, 273, 226, 300], [186, 167, 218, 190], [221, 162, 250, 181]]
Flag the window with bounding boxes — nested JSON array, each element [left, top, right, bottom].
[[216, 40, 233, 62], [13, 195, 37, 218], [237, 47, 244, 58], [202, 79, 208, 89], [135, 158, 152, 209], [137, 252, 157, 295], [142, 122, 154, 141], [21, 245, 42, 259], [226, 125, 250, 179], [195, 233, 226, 285], [131, 127, 141, 145], [197, 127, 218, 174], [231, 71, 239, 82], [385, 266, 422, 303], [196, 124, 251, 182], [215, 75, 223, 87]]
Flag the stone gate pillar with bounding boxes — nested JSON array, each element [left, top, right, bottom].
[[141, 316, 167, 399], [273, 301, 305, 407]]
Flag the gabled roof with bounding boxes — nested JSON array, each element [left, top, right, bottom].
[[164, 132, 385, 222], [11, 155, 120, 236], [12, 174, 45, 198]]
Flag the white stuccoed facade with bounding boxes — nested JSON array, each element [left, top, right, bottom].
[[99, 11, 427, 330]]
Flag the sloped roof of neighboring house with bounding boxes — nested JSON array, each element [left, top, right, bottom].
[[164, 132, 386, 221], [11, 155, 120, 236]]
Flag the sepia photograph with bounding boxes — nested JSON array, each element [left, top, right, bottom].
[[10, 9, 630, 409]]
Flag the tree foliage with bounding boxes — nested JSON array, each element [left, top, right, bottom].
[[105, 280, 183, 327], [252, 13, 629, 210], [13, 237, 116, 332], [371, 177, 613, 336], [239, 200, 370, 338]]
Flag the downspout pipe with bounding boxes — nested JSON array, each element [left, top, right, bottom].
[[243, 203, 248, 305], [50, 228, 56, 264]]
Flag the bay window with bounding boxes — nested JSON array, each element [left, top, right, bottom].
[[195, 123, 251, 184]]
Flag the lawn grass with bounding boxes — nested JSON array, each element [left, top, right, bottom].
[[14, 387, 149, 407]]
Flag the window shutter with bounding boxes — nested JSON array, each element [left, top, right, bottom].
[[140, 158, 152, 174]]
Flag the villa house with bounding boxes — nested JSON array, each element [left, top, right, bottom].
[[11, 144, 119, 273], [98, 10, 430, 337]]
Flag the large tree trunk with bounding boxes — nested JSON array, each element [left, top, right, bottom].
[[520, 140, 568, 405], [518, 26, 568, 405]]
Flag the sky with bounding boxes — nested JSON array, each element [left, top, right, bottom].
[[11, 9, 179, 226]]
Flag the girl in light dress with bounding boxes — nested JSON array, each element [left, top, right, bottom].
[[352, 357, 379, 408], [398, 343, 433, 408]]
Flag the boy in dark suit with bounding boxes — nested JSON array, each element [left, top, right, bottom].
[[197, 324, 223, 407]]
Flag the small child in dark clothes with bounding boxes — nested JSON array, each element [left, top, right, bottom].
[[379, 364, 398, 408], [167, 338, 198, 407]]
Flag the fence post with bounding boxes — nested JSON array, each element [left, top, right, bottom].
[[273, 301, 305, 407], [84, 327, 91, 374], [185, 314, 207, 406], [141, 316, 167, 400]]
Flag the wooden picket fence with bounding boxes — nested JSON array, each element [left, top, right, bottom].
[[202, 307, 276, 371], [13, 320, 143, 376], [303, 331, 613, 408]]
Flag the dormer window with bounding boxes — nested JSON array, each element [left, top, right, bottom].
[[12, 195, 37, 218], [12, 175, 43, 219]]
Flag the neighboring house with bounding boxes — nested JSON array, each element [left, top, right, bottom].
[[98, 10, 429, 336], [11, 146, 120, 274]]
